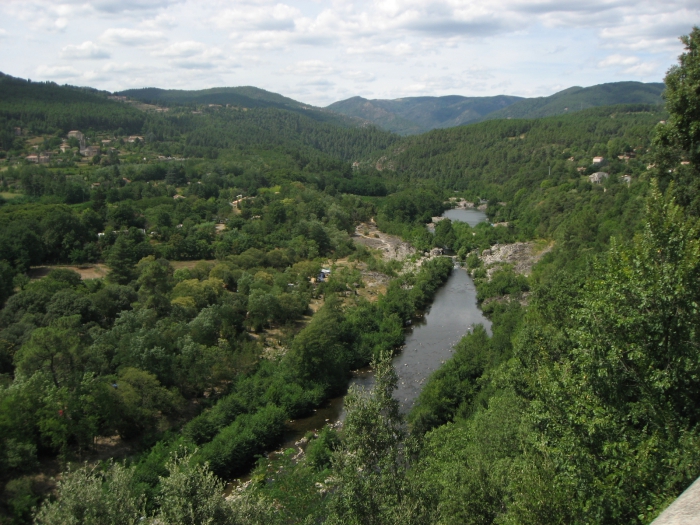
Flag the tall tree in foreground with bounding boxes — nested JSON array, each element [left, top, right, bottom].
[[655, 26, 700, 212], [327, 353, 433, 525]]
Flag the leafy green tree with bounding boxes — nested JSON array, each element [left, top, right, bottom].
[[327, 353, 432, 525], [654, 26, 700, 212], [109, 367, 182, 439], [656, 26, 700, 164], [13, 316, 83, 388], [284, 302, 350, 394], [107, 236, 138, 285], [155, 451, 232, 525], [34, 461, 146, 525], [518, 184, 700, 522]]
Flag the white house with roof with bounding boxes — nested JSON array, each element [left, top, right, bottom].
[[589, 172, 609, 184]]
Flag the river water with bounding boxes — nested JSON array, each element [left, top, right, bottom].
[[280, 207, 491, 443], [442, 207, 488, 227]]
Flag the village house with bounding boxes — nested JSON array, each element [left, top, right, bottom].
[[592, 156, 605, 164], [13, 127, 22, 136], [26, 154, 38, 163], [127, 136, 144, 143], [576, 167, 587, 173], [173, 194, 186, 200], [67, 130, 84, 141], [81, 145, 100, 157], [589, 172, 609, 184], [681, 161, 691, 166], [101, 139, 111, 145], [38, 153, 52, 164]]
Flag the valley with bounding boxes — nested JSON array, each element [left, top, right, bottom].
[[0, 26, 699, 525]]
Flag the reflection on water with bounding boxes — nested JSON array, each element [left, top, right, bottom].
[[393, 267, 491, 411], [280, 266, 491, 450], [442, 208, 488, 227]]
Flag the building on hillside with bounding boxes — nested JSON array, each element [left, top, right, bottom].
[[13, 127, 22, 136], [621, 175, 632, 185], [67, 130, 84, 140], [173, 194, 186, 200], [81, 145, 100, 157], [577, 167, 586, 173], [38, 153, 52, 164], [26, 155, 38, 163], [589, 172, 609, 184], [592, 156, 605, 164], [127, 136, 144, 143], [108, 95, 127, 102]]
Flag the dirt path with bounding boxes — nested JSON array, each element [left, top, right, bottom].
[[28, 264, 110, 280]]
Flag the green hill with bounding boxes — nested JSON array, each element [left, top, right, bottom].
[[482, 81, 665, 121], [117, 86, 359, 127], [371, 103, 665, 193], [0, 72, 146, 137], [326, 95, 523, 135]]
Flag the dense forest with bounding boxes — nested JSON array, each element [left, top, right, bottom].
[[0, 26, 698, 525]]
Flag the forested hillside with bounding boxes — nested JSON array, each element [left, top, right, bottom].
[[0, 74, 146, 143], [118, 86, 360, 127], [483, 81, 665, 121]]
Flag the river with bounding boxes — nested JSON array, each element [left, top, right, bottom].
[[281, 207, 491, 443], [442, 207, 488, 227]]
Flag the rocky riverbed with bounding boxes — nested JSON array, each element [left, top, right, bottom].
[[478, 240, 555, 279]]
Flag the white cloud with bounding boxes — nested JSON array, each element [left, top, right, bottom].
[[155, 40, 207, 57], [284, 60, 335, 76], [216, 3, 301, 32], [60, 41, 110, 59], [100, 27, 165, 46], [152, 41, 225, 70], [598, 54, 659, 77], [1, 0, 697, 104], [35, 65, 81, 79], [56, 0, 184, 14]]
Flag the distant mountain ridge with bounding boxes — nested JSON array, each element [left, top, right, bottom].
[[326, 95, 523, 135], [482, 81, 665, 122], [327, 81, 665, 135], [116, 86, 362, 128]]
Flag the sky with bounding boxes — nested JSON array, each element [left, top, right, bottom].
[[0, 0, 698, 107]]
